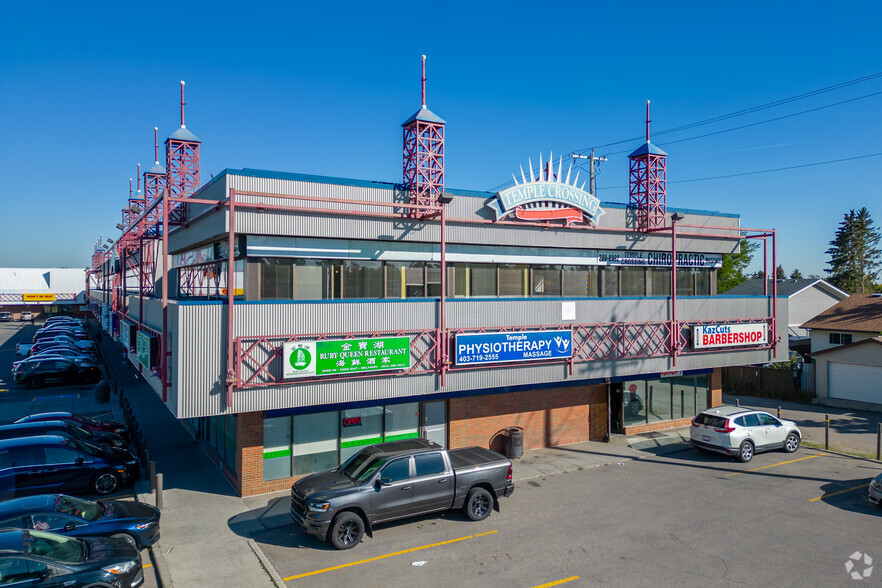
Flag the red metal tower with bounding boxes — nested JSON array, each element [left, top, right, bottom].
[[629, 101, 667, 232], [403, 55, 446, 210], [166, 81, 201, 224]]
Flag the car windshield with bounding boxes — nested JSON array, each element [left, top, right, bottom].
[[54, 495, 101, 521], [340, 452, 390, 482], [75, 415, 98, 426], [22, 530, 85, 564], [60, 437, 97, 457], [67, 424, 93, 440]]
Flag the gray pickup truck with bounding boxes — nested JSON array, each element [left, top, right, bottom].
[[290, 438, 514, 549]]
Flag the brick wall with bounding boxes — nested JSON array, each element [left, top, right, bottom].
[[449, 385, 607, 453]]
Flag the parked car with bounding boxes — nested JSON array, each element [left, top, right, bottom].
[[15, 413, 128, 439], [869, 471, 881, 507], [0, 528, 143, 587], [16, 349, 98, 367], [33, 330, 89, 343], [32, 334, 93, 351], [27, 340, 93, 357], [19, 311, 33, 322], [13, 358, 101, 388], [291, 438, 514, 549], [0, 312, 12, 322], [0, 435, 137, 499], [690, 405, 801, 463], [45, 316, 83, 325], [0, 421, 126, 449], [0, 494, 159, 549]]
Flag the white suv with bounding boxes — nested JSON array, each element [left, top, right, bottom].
[[690, 405, 801, 463]]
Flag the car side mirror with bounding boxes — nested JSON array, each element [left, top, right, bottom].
[[64, 522, 76, 531], [75, 458, 84, 465], [376, 477, 392, 487]]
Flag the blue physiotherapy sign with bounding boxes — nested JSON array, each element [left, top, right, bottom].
[[455, 330, 573, 366]]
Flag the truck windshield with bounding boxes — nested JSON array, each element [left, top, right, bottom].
[[340, 452, 389, 482]]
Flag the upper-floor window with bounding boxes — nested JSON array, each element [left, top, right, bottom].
[[829, 332, 853, 345]]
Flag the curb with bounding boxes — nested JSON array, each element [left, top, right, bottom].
[[247, 537, 287, 587], [147, 541, 173, 588]]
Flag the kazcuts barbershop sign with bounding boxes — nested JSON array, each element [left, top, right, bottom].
[[283, 336, 411, 379], [693, 323, 768, 349], [455, 330, 572, 366]]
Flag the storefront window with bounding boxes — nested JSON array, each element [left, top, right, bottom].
[[292, 412, 339, 476], [384, 403, 419, 441], [293, 260, 326, 299], [224, 415, 236, 472], [385, 262, 404, 298], [601, 267, 618, 297], [620, 267, 646, 296], [676, 268, 695, 296], [646, 379, 672, 423], [498, 264, 527, 296], [340, 407, 384, 462], [562, 266, 598, 297], [670, 376, 695, 420], [695, 269, 711, 296], [263, 416, 292, 481], [453, 264, 468, 297], [426, 263, 443, 297], [648, 268, 671, 297], [622, 380, 647, 427], [260, 259, 293, 300], [470, 264, 496, 297], [341, 260, 383, 299], [531, 266, 561, 297], [696, 374, 710, 413]]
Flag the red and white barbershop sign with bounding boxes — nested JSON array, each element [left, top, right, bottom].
[[693, 323, 768, 349]]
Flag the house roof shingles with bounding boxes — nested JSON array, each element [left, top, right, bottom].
[[800, 293, 882, 333], [723, 278, 847, 297]]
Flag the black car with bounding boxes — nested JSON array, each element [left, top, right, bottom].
[[33, 329, 88, 343], [0, 494, 159, 549], [0, 436, 137, 499], [14, 414, 128, 440], [0, 528, 143, 587], [0, 421, 126, 449], [28, 341, 93, 357], [17, 349, 98, 367], [13, 358, 101, 388]]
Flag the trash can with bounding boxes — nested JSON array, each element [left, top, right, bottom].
[[95, 380, 111, 404], [506, 426, 524, 459]]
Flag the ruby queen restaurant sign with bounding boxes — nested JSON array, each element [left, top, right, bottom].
[[491, 153, 605, 226]]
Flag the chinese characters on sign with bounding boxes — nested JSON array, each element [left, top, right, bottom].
[[283, 336, 411, 379]]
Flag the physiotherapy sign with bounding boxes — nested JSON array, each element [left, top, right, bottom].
[[693, 323, 768, 350], [283, 336, 411, 379], [455, 330, 572, 366], [491, 153, 605, 226]]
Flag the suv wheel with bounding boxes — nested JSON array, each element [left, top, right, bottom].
[[737, 440, 754, 463], [783, 432, 800, 453]]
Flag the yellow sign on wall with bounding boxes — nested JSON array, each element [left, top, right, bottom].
[[220, 288, 244, 296], [22, 293, 56, 302]]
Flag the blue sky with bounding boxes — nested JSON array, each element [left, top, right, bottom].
[[1, 1, 880, 278]]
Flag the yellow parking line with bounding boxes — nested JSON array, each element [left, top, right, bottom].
[[534, 576, 580, 587], [809, 483, 870, 502], [724, 454, 822, 477], [284, 530, 498, 581]]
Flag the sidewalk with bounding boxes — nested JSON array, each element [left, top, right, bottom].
[[96, 323, 692, 587], [723, 392, 882, 457]]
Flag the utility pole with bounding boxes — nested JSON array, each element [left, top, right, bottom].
[[572, 149, 607, 195]]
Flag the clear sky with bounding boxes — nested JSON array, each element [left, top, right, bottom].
[[1, 1, 880, 278]]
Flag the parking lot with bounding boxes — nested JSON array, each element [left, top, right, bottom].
[[0, 320, 160, 588], [247, 439, 880, 587]]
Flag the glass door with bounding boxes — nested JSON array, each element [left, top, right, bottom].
[[422, 400, 447, 447]]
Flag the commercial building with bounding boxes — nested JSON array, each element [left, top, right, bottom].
[[0, 268, 87, 320], [90, 73, 786, 496]]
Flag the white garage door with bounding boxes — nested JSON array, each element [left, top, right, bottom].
[[828, 362, 882, 403]]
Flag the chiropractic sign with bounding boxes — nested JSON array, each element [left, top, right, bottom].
[[491, 153, 604, 226], [283, 336, 411, 379], [455, 330, 573, 366], [693, 323, 768, 349]]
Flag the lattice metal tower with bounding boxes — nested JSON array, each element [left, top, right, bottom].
[[629, 101, 667, 231], [403, 55, 446, 210], [166, 81, 201, 225]]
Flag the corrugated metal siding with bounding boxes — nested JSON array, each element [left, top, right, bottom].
[[172, 296, 786, 418]]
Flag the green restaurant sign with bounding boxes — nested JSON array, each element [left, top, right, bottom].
[[282, 336, 411, 379]]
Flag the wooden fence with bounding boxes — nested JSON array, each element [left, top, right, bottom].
[[722, 365, 814, 403]]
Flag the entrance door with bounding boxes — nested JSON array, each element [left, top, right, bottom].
[[422, 401, 447, 447]]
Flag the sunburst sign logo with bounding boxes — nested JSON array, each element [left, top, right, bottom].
[[491, 152, 605, 226]]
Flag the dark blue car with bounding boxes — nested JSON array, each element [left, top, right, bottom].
[[0, 420, 127, 449], [0, 494, 159, 549], [0, 436, 137, 500]]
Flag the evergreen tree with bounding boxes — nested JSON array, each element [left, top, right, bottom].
[[789, 268, 803, 279], [825, 207, 881, 293], [718, 239, 759, 292], [776, 265, 786, 279]]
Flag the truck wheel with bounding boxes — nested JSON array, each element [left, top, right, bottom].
[[329, 512, 364, 550], [464, 487, 493, 521]]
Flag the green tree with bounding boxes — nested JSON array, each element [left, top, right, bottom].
[[776, 265, 786, 279], [718, 239, 759, 292], [825, 207, 881, 293], [789, 268, 803, 279]]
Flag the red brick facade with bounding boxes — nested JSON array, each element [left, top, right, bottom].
[[449, 384, 608, 454]]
